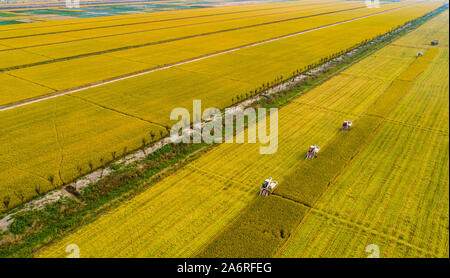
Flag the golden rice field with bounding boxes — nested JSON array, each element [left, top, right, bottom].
[[37, 7, 448, 258], [276, 13, 449, 258], [0, 1, 439, 101], [0, 0, 442, 211]]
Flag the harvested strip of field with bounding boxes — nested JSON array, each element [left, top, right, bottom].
[[277, 122, 448, 258]]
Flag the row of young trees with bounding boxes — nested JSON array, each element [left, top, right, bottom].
[[230, 38, 377, 106], [1, 127, 172, 209]]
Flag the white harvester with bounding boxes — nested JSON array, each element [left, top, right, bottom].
[[342, 120, 353, 130], [259, 177, 278, 197], [306, 144, 320, 159]]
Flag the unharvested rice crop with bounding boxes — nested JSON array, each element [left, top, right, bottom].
[[277, 14, 448, 258], [0, 73, 54, 106], [199, 45, 440, 258], [0, 0, 444, 214], [1, 0, 439, 103], [36, 21, 443, 256], [0, 96, 166, 210]]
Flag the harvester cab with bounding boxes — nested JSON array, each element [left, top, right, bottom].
[[306, 145, 320, 159], [259, 177, 278, 197], [417, 52, 423, 57], [342, 120, 353, 130]]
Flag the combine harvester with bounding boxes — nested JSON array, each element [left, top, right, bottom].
[[342, 120, 353, 130], [259, 177, 278, 197], [431, 40, 439, 46], [306, 145, 320, 159]]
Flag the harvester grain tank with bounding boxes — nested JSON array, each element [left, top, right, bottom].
[[306, 144, 320, 159], [259, 177, 278, 197]]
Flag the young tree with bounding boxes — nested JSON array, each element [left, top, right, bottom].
[[142, 138, 147, 154], [48, 175, 55, 185]]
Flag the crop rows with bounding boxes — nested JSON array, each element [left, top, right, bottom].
[[277, 12, 449, 258], [198, 27, 443, 257], [0, 1, 371, 68], [35, 25, 438, 256], [0, 1, 442, 211], [36, 86, 363, 257], [0, 1, 438, 106]]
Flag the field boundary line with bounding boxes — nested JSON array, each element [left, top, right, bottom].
[[4, 71, 56, 91], [51, 107, 65, 185], [0, 1, 422, 113]]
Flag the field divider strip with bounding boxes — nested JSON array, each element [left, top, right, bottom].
[[0, 2, 422, 112]]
